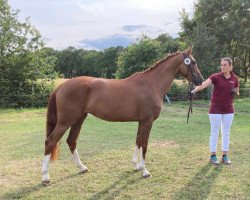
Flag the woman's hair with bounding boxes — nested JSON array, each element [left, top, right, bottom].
[[221, 57, 233, 66]]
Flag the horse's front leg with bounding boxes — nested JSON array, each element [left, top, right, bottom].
[[132, 145, 140, 169], [139, 147, 151, 177], [132, 120, 153, 178]]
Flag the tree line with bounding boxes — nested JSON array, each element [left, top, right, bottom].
[[47, 35, 182, 79], [0, 0, 249, 107]]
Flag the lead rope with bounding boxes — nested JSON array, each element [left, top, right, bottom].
[[187, 83, 194, 124]]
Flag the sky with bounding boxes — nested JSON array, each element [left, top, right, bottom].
[[8, 0, 195, 50]]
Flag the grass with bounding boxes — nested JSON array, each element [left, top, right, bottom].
[[0, 99, 249, 200]]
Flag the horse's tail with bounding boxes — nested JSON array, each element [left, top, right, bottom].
[[46, 85, 62, 161]]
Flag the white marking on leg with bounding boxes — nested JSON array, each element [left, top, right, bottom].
[[138, 147, 151, 178], [132, 145, 139, 168], [72, 149, 88, 173], [41, 154, 51, 183], [138, 147, 145, 170]]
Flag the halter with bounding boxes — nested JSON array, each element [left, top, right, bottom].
[[182, 53, 197, 124], [182, 53, 200, 85]]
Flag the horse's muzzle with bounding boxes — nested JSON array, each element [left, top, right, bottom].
[[193, 77, 203, 86]]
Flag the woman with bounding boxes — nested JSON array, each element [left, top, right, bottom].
[[190, 57, 239, 165]]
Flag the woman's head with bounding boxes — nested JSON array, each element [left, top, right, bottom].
[[221, 57, 233, 74]]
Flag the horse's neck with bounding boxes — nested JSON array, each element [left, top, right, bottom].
[[143, 55, 181, 98]]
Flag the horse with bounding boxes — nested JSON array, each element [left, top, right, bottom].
[[41, 47, 203, 185]]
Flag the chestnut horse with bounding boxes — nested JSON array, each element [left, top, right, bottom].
[[41, 47, 203, 185]]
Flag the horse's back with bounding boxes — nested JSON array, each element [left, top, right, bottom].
[[86, 77, 145, 121], [55, 76, 161, 122]]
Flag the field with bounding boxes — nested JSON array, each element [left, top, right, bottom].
[[0, 99, 249, 199]]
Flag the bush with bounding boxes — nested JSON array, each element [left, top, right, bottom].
[[0, 80, 54, 108], [165, 80, 211, 102], [239, 80, 250, 98], [167, 81, 189, 101]]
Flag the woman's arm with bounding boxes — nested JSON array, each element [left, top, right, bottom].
[[191, 78, 212, 94]]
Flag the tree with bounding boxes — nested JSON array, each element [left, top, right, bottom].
[[115, 37, 163, 79], [54, 47, 108, 78], [0, 0, 56, 107], [54, 47, 86, 78], [98, 46, 124, 79], [182, 23, 221, 78], [31, 48, 58, 79], [180, 0, 250, 80], [155, 33, 180, 54]]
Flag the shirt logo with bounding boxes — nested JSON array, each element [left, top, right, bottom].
[[230, 81, 235, 84]]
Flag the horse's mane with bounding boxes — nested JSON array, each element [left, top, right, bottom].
[[134, 51, 181, 75]]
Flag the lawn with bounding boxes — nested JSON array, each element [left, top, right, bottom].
[[0, 99, 249, 199]]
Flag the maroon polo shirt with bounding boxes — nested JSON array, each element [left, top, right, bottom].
[[209, 72, 239, 114]]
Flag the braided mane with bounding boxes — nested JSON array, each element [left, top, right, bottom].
[[135, 51, 181, 75]]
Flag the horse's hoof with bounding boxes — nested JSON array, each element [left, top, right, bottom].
[[134, 166, 140, 171], [142, 173, 151, 178], [42, 180, 51, 186], [80, 168, 88, 174], [142, 169, 151, 178]]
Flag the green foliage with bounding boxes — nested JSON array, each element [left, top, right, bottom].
[[178, 41, 189, 52], [98, 46, 124, 78], [239, 80, 250, 97], [0, 0, 56, 107], [0, 80, 54, 108], [80, 50, 103, 77], [53, 36, 182, 80], [54, 47, 109, 78], [179, 0, 250, 80], [115, 37, 163, 78], [167, 81, 189, 101], [54, 46, 86, 78], [188, 24, 221, 78], [167, 80, 211, 101], [156, 33, 180, 54]]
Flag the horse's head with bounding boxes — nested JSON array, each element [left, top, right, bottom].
[[178, 47, 203, 86]]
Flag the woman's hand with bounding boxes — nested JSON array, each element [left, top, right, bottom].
[[231, 88, 240, 97], [188, 90, 195, 101]]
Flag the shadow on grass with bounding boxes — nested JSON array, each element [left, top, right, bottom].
[[0, 183, 44, 200], [173, 163, 223, 200], [88, 170, 142, 200], [0, 172, 80, 200]]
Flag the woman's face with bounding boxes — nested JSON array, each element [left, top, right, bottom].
[[220, 60, 231, 74]]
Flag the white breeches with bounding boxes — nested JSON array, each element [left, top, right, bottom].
[[209, 114, 234, 152]]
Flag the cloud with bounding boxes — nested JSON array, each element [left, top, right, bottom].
[[8, 0, 195, 50], [121, 22, 177, 38], [122, 25, 150, 32], [122, 24, 161, 37], [78, 21, 180, 50], [79, 34, 134, 50], [43, 37, 51, 42], [78, 20, 181, 50]]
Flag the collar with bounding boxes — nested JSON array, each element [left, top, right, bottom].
[[220, 71, 235, 79]]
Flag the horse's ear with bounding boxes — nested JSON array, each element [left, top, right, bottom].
[[184, 46, 192, 55]]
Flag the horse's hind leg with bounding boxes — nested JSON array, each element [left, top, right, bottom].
[[67, 114, 88, 173], [42, 124, 69, 185]]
